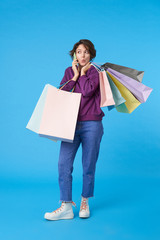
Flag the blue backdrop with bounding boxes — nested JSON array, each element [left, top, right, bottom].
[[0, 0, 159, 239]]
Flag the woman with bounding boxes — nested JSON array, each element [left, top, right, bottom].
[[44, 39, 105, 220]]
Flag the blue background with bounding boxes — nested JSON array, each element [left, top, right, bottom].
[[0, 0, 159, 239]]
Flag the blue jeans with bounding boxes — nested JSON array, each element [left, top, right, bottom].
[[58, 120, 104, 202]]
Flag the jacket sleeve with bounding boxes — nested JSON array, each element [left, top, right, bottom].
[[77, 68, 100, 97], [59, 68, 76, 92]]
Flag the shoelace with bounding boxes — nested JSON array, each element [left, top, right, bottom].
[[52, 201, 76, 213], [80, 198, 88, 211], [71, 201, 77, 208]]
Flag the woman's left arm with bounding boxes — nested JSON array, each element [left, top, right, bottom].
[[78, 68, 99, 97]]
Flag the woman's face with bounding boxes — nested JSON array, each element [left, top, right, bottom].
[[75, 44, 91, 67]]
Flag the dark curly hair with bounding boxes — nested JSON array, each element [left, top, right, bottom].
[[69, 39, 96, 61]]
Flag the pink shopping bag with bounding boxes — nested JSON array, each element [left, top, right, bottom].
[[26, 84, 81, 143], [99, 70, 115, 107]]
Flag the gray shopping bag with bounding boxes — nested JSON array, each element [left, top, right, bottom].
[[101, 62, 144, 82]]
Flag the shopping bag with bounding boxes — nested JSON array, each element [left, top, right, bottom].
[[99, 70, 115, 107], [107, 72, 141, 113], [92, 62, 153, 113], [26, 83, 81, 143], [107, 68, 153, 103], [107, 73, 126, 107], [91, 63, 115, 107], [92, 63, 125, 108], [101, 62, 144, 82]]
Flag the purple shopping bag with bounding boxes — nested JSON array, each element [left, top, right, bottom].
[[107, 68, 153, 103]]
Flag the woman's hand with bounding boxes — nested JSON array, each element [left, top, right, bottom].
[[81, 62, 91, 76], [72, 59, 80, 78]]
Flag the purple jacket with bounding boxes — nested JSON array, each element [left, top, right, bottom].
[[59, 65, 105, 121]]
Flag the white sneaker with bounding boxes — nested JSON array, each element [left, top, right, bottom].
[[44, 201, 76, 221], [79, 197, 90, 218]]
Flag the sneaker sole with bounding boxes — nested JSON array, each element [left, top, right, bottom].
[[79, 214, 90, 218], [45, 215, 74, 221], [44, 214, 74, 221]]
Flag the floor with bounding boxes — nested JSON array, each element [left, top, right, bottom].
[[0, 176, 159, 240]]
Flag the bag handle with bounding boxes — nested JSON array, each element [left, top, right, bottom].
[[91, 62, 104, 72], [57, 79, 75, 92]]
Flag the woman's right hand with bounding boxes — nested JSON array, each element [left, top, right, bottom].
[[72, 59, 80, 78]]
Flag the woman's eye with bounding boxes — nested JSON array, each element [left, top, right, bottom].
[[77, 51, 89, 54]]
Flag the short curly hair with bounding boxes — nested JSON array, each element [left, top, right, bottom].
[[69, 39, 96, 61]]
